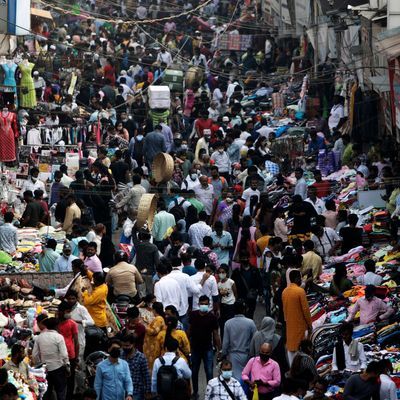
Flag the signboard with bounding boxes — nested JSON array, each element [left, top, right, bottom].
[[7, 0, 31, 35]]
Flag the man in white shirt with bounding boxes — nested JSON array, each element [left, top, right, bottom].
[[357, 259, 382, 286], [154, 264, 183, 313], [190, 48, 209, 73], [226, 80, 242, 104], [20, 167, 47, 199], [210, 143, 230, 175], [188, 211, 212, 248], [328, 96, 345, 132], [311, 225, 341, 261], [208, 102, 220, 122], [157, 49, 173, 67], [194, 176, 215, 215], [294, 167, 307, 200], [241, 178, 261, 209], [379, 359, 397, 400], [60, 164, 73, 188], [305, 186, 326, 215], [181, 170, 200, 190]]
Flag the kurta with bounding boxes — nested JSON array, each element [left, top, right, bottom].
[[19, 62, 37, 108], [282, 283, 312, 352], [0, 112, 18, 162], [155, 329, 191, 362], [143, 316, 166, 370]]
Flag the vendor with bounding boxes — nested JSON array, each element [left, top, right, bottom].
[[38, 239, 60, 273], [332, 322, 366, 373], [346, 285, 394, 325], [357, 259, 382, 286], [4, 344, 30, 381], [20, 167, 47, 199], [311, 223, 341, 261], [329, 263, 353, 297]]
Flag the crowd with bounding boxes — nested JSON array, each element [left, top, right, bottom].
[[0, 0, 398, 400]]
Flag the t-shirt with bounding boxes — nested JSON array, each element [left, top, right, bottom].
[[188, 311, 218, 350], [328, 104, 344, 130], [182, 265, 197, 276], [343, 374, 379, 400], [110, 160, 129, 184], [58, 319, 78, 359], [242, 187, 260, 208], [22, 202, 44, 228]]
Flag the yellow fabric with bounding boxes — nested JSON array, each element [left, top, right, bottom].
[[143, 316, 166, 370], [252, 385, 259, 400], [82, 283, 108, 328], [156, 329, 191, 362], [301, 251, 322, 281]]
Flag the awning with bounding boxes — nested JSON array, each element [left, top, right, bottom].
[[375, 32, 400, 60], [31, 8, 53, 21], [368, 75, 390, 92]]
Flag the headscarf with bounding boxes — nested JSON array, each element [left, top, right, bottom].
[[249, 316, 280, 357]]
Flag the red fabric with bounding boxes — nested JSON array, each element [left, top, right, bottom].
[[103, 64, 116, 86], [0, 112, 18, 162], [58, 319, 78, 359], [195, 118, 213, 137], [311, 181, 331, 198]]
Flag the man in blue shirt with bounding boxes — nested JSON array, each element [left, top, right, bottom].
[[210, 221, 233, 265], [53, 244, 78, 272], [307, 129, 326, 156], [94, 339, 134, 400]]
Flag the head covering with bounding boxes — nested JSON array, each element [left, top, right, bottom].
[[250, 317, 280, 356]]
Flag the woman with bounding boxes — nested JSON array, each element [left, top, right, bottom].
[[165, 305, 184, 330], [255, 198, 275, 234], [249, 317, 280, 357], [115, 121, 129, 141], [155, 316, 190, 362], [143, 302, 166, 370], [138, 294, 156, 325], [217, 264, 237, 341], [185, 205, 199, 231], [227, 203, 242, 247], [213, 191, 234, 227], [329, 263, 353, 296], [273, 207, 288, 243], [289, 340, 318, 386], [233, 229, 257, 269]]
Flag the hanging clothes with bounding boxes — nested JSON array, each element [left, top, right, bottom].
[[19, 62, 37, 108], [0, 111, 18, 162], [1, 62, 17, 93]]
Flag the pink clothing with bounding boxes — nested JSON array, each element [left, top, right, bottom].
[[347, 297, 394, 325], [84, 255, 102, 273], [323, 210, 337, 229], [242, 357, 281, 394]]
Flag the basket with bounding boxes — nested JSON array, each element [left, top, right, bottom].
[[136, 193, 158, 230], [152, 152, 174, 183]]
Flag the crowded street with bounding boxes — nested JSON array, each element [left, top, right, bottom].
[[0, 0, 399, 399]]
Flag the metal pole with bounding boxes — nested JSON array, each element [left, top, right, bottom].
[[314, 0, 318, 74]]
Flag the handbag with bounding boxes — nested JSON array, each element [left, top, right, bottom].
[[240, 273, 258, 301], [220, 378, 237, 400]]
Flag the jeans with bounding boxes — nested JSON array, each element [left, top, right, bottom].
[[191, 348, 214, 394], [44, 366, 67, 400], [179, 313, 189, 331]]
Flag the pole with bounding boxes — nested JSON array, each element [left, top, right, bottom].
[[313, 0, 318, 75]]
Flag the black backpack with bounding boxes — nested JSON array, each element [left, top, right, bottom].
[[169, 199, 186, 223], [157, 356, 179, 397]]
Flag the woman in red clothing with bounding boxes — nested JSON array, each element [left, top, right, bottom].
[[234, 228, 258, 268], [103, 58, 116, 86]]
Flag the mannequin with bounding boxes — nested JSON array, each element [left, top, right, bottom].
[[0, 107, 18, 162], [18, 59, 37, 108], [1, 59, 17, 106]]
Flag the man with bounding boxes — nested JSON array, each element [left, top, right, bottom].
[[346, 285, 394, 325], [205, 359, 247, 400], [339, 214, 363, 255], [65, 289, 94, 362], [94, 339, 134, 400], [121, 335, 151, 400], [152, 201, 176, 252], [151, 338, 192, 397], [20, 190, 44, 228], [210, 221, 233, 265], [264, 154, 280, 176], [332, 322, 366, 373], [156, 48, 173, 67], [32, 317, 69, 400], [190, 47, 208, 72], [343, 361, 380, 400], [38, 239, 60, 273], [194, 129, 211, 160], [181, 169, 200, 190], [188, 295, 221, 398], [4, 344, 31, 381], [307, 129, 326, 156], [242, 343, 281, 400], [379, 359, 397, 400], [60, 164, 73, 188], [84, 242, 103, 273], [311, 170, 331, 198], [305, 186, 326, 215], [20, 167, 47, 198], [210, 146, 230, 182], [117, 175, 146, 214], [57, 302, 79, 399], [294, 168, 307, 200], [328, 95, 345, 132], [289, 195, 318, 236], [33, 70, 46, 99], [160, 121, 173, 152], [282, 270, 313, 366], [188, 211, 212, 248], [0, 212, 17, 254], [209, 166, 229, 198], [143, 125, 167, 166], [106, 250, 143, 301], [311, 224, 341, 261], [53, 244, 78, 273], [241, 178, 261, 210], [357, 259, 382, 286], [304, 378, 330, 400], [194, 176, 214, 216], [50, 171, 66, 206], [117, 307, 146, 352], [301, 240, 323, 283], [110, 150, 130, 185], [221, 300, 257, 379]]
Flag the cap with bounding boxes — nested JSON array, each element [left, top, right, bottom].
[[222, 116, 230, 122], [63, 243, 72, 250], [66, 35, 71, 40], [33, 71, 39, 76], [50, 45, 56, 50], [174, 132, 182, 139], [120, 70, 127, 75]]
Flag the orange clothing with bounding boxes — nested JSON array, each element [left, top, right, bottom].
[[282, 283, 312, 352], [143, 316, 166, 370], [155, 329, 191, 362]]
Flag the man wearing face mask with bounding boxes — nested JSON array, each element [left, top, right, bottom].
[[205, 359, 247, 400], [20, 167, 47, 199], [181, 169, 200, 190], [242, 343, 281, 400], [188, 295, 221, 398], [54, 244, 78, 273], [194, 176, 215, 216], [94, 339, 134, 400], [194, 129, 211, 161]]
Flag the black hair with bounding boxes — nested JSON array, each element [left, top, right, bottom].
[[126, 306, 139, 319], [199, 295, 210, 303]]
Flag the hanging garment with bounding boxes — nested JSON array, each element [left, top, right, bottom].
[[19, 62, 37, 108], [0, 112, 18, 162], [1, 63, 17, 93]]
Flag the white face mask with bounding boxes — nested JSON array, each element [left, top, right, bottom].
[[136, 135, 143, 141], [31, 177, 37, 182], [219, 273, 226, 280], [190, 173, 197, 181]]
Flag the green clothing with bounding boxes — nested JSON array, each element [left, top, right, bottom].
[[188, 198, 205, 213], [387, 188, 400, 214], [342, 144, 354, 167], [38, 248, 60, 272], [151, 210, 176, 242]]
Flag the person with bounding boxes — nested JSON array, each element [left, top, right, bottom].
[[343, 361, 380, 400], [204, 359, 247, 400], [241, 178, 261, 211], [328, 95, 345, 132], [181, 253, 197, 276], [110, 149, 130, 184], [0, 212, 17, 254], [121, 335, 152, 400], [194, 176, 215, 216], [106, 250, 143, 302], [294, 168, 307, 200], [242, 343, 281, 400], [221, 300, 257, 379], [38, 238, 60, 273], [211, 221, 234, 265], [57, 301, 79, 399], [311, 170, 331, 198], [301, 240, 322, 283], [116, 306, 147, 352], [357, 259, 382, 286], [346, 285, 394, 324], [63, 194, 81, 235], [143, 124, 167, 165], [339, 214, 363, 254], [94, 339, 134, 400], [289, 340, 318, 384], [152, 201, 176, 252], [20, 167, 47, 198], [32, 317, 69, 400], [84, 242, 103, 273], [379, 359, 397, 400], [54, 244, 78, 272], [249, 317, 281, 358], [82, 272, 108, 329], [282, 270, 313, 366], [305, 186, 326, 215], [116, 174, 146, 214], [311, 223, 341, 261], [4, 344, 31, 381], [217, 264, 236, 340], [188, 295, 221, 398], [20, 190, 45, 228], [322, 199, 337, 229], [329, 263, 353, 296], [304, 378, 330, 400], [0, 383, 19, 400], [289, 195, 318, 237], [332, 322, 366, 373], [188, 210, 212, 248], [60, 164, 74, 188]]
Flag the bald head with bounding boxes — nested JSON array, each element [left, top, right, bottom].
[[259, 343, 272, 363]]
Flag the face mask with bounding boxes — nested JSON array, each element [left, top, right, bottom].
[[64, 313, 71, 319], [219, 273, 226, 280], [221, 370, 232, 380], [226, 197, 233, 203], [218, 149, 224, 154], [109, 348, 121, 358], [196, 169, 201, 175], [190, 173, 197, 181], [31, 177, 37, 182], [181, 144, 188, 150], [136, 135, 143, 141], [259, 353, 270, 362], [199, 304, 209, 313]]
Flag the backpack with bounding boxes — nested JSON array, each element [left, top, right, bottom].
[[170, 198, 186, 223], [193, 248, 213, 267], [157, 356, 179, 397]]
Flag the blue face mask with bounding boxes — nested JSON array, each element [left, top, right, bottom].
[[221, 370, 232, 380], [199, 305, 209, 313]]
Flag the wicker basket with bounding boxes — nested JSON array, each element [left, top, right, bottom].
[[136, 193, 158, 230], [152, 152, 174, 183]]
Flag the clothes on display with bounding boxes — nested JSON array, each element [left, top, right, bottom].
[[0, 110, 18, 162], [19, 62, 37, 109]]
